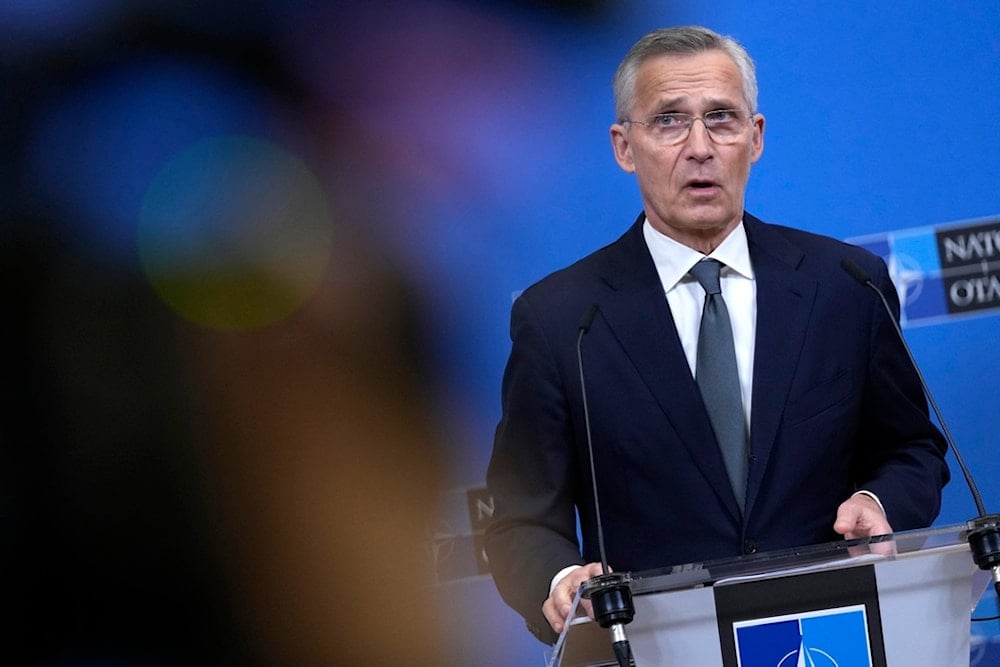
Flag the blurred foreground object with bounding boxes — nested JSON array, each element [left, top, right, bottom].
[[3, 216, 448, 664]]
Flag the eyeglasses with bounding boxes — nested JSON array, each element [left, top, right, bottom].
[[622, 109, 752, 145]]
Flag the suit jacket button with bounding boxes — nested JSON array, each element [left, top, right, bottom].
[[743, 539, 757, 554]]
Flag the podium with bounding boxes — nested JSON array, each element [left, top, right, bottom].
[[548, 523, 993, 667]]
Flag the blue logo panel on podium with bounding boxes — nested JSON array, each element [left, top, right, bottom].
[[734, 605, 873, 667], [714, 566, 887, 667]]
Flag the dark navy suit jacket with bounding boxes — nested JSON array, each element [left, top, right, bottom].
[[484, 212, 949, 643]]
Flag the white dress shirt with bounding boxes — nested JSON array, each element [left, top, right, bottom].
[[642, 218, 756, 430]]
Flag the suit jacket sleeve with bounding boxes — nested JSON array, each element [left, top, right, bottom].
[[484, 291, 584, 644]]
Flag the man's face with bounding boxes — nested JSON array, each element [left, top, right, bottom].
[[610, 50, 764, 251]]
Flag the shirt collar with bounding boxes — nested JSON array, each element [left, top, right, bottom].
[[643, 217, 754, 292]]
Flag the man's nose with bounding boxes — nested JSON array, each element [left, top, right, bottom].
[[683, 117, 714, 158]]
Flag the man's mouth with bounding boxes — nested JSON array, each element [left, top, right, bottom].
[[686, 179, 718, 190]]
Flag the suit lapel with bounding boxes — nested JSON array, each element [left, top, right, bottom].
[[743, 215, 817, 516], [595, 217, 742, 521]]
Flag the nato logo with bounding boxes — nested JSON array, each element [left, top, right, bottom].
[[848, 215, 1000, 326], [733, 605, 873, 667]]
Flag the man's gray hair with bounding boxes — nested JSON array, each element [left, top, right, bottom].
[[613, 26, 759, 122]]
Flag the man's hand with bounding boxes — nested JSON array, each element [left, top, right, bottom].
[[833, 493, 892, 539], [541, 562, 605, 635]]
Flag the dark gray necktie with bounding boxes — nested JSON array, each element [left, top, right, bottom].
[[689, 258, 748, 511]]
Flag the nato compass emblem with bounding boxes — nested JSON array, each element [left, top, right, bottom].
[[733, 605, 874, 667], [886, 250, 925, 312], [776, 639, 838, 666]]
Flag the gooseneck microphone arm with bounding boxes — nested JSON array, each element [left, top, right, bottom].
[[839, 258, 1000, 599], [840, 259, 985, 515], [577, 303, 611, 575], [576, 303, 636, 667]]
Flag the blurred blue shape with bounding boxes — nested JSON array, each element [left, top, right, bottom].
[[24, 55, 275, 264], [0, 0, 118, 55], [138, 134, 333, 331]]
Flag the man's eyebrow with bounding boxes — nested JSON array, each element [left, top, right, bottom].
[[652, 96, 687, 112], [703, 97, 741, 110], [652, 96, 741, 113]]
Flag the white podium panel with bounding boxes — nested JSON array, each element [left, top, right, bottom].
[[548, 524, 990, 667]]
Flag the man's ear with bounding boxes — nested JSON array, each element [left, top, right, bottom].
[[610, 124, 636, 173], [749, 113, 765, 164]]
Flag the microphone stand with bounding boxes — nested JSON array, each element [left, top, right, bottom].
[[967, 517, 1000, 600], [841, 258, 1000, 603], [577, 304, 636, 667], [581, 572, 635, 667]]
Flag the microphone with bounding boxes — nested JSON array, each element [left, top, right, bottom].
[[840, 258, 1000, 599], [575, 303, 636, 667]]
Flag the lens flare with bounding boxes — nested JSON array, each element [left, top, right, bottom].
[[139, 135, 333, 331]]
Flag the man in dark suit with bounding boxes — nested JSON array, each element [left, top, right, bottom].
[[484, 26, 949, 644]]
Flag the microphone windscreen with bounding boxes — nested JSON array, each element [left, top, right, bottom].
[[578, 303, 600, 333], [840, 258, 871, 286]]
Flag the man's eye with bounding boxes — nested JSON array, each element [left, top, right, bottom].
[[653, 113, 686, 127], [706, 109, 739, 124]]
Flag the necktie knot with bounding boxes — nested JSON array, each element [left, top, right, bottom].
[[689, 258, 722, 295]]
